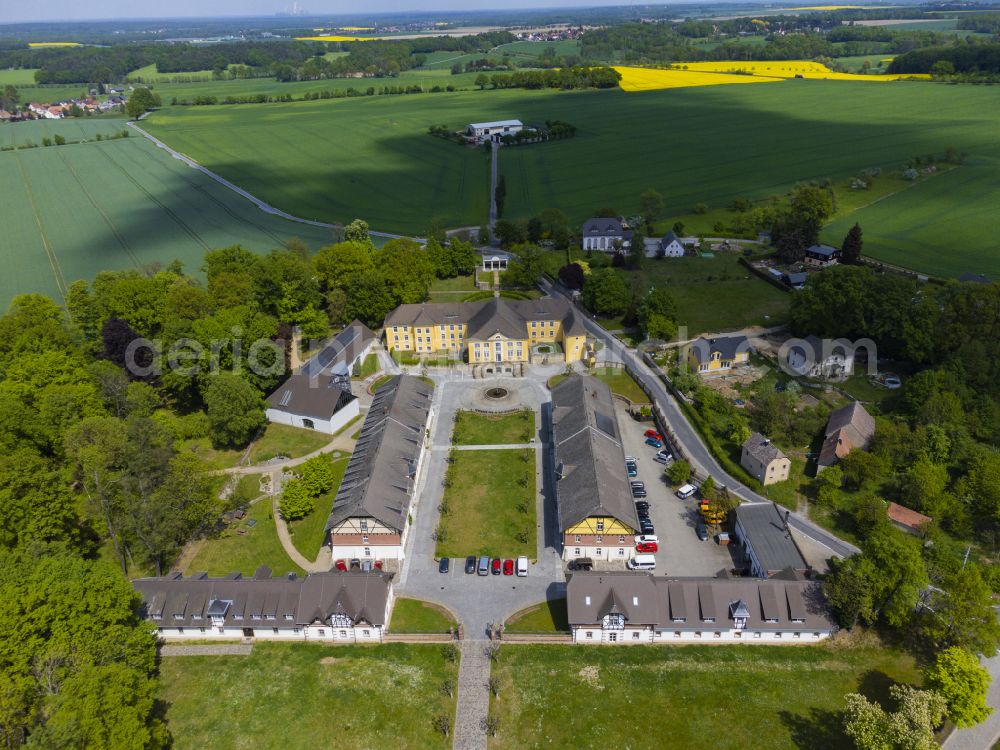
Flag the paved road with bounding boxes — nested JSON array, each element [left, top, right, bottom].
[[488, 141, 499, 231], [128, 120, 417, 242], [539, 278, 859, 560]]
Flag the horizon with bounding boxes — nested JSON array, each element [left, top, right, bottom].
[[2, 0, 776, 27]]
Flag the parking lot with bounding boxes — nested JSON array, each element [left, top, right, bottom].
[[615, 403, 737, 577]]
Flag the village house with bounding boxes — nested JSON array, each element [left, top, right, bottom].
[[264, 320, 375, 434], [687, 334, 751, 375], [803, 244, 840, 268], [658, 230, 686, 258], [887, 502, 932, 536], [732, 503, 809, 578], [481, 251, 510, 272], [324, 375, 433, 563], [383, 297, 587, 366], [783, 335, 857, 381], [466, 119, 523, 143], [566, 571, 836, 644], [740, 433, 790, 486], [552, 375, 640, 562], [817, 401, 875, 472], [782, 271, 808, 290], [132, 568, 393, 642], [581, 217, 632, 252]]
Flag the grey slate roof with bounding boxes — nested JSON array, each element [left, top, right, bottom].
[[742, 432, 787, 465], [567, 572, 834, 631], [688, 334, 750, 365], [265, 320, 374, 420], [383, 297, 586, 339], [582, 217, 626, 238], [733, 503, 808, 574], [133, 570, 392, 627], [806, 244, 838, 257], [324, 375, 433, 534], [783, 271, 808, 286], [551, 375, 640, 532], [818, 400, 875, 467], [660, 230, 682, 248]]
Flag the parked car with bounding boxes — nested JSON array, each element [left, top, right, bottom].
[[644, 429, 663, 440], [636, 542, 659, 553], [349, 558, 361, 570], [645, 437, 663, 448], [361, 559, 373, 572], [334, 559, 347, 571], [627, 554, 656, 571], [374, 560, 383, 570], [477, 556, 490, 576], [465, 556, 477, 574], [631, 486, 647, 498], [640, 521, 655, 535], [676, 484, 698, 499], [635, 534, 659, 545], [626, 462, 638, 477], [491, 558, 502, 575], [625, 455, 638, 463], [653, 450, 673, 465], [630, 481, 645, 489], [634, 501, 650, 512], [883, 374, 902, 389], [516, 556, 528, 577], [696, 524, 709, 542], [439, 557, 450, 574], [571, 557, 594, 571], [503, 559, 514, 576]]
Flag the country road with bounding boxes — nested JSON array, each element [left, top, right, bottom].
[[127, 119, 418, 242], [488, 140, 499, 231], [539, 277, 860, 560]]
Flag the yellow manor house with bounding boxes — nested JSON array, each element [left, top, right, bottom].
[[383, 297, 588, 364]]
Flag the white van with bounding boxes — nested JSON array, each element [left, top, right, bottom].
[[627, 554, 656, 571], [516, 556, 529, 577], [676, 484, 698, 499]]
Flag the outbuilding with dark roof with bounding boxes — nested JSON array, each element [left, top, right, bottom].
[[732, 503, 809, 578], [552, 375, 639, 562], [133, 569, 393, 642], [265, 320, 375, 434]]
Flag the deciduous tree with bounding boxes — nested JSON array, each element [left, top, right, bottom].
[[202, 373, 266, 448], [924, 646, 993, 728]]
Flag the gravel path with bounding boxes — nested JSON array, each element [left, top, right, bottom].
[[160, 644, 253, 657]]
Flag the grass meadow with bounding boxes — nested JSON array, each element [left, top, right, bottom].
[[144, 80, 1000, 277], [489, 643, 921, 750], [0, 120, 334, 307], [435, 449, 536, 558], [452, 409, 535, 445], [157, 643, 459, 749]]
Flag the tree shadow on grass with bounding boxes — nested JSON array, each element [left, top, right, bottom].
[[778, 670, 899, 749], [778, 707, 849, 749]]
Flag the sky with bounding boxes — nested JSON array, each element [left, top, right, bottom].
[[1, 0, 703, 25]]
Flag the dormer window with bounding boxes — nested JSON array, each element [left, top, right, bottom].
[[595, 520, 605, 532]]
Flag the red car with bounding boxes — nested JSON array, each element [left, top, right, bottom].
[[334, 559, 347, 571], [636, 542, 659, 554], [503, 559, 514, 576], [644, 429, 663, 440], [491, 558, 502, 575], [374, 560, 383, 570]]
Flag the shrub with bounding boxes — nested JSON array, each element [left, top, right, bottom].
[[279, 479, 315, 521]]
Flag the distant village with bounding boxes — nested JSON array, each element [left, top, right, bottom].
[[0, 89, 128, 122]]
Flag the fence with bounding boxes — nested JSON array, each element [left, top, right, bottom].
[[384, 632, 460, 643], [499, 632, 573, 643]]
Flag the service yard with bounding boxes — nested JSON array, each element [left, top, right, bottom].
[[614, 403, 736, 576]]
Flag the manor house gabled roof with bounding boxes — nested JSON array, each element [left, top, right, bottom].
[[551, 375, 639, 532], [688, 334, 750, 364], [383, 298, 586, 340], [324, 375, 433, 533]]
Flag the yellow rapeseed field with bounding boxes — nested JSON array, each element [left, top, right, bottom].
[[28, 42, 82, 47], [295, 35, 381, 42], [614, 66, 784, 92], [615, 62, 929, 92]]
